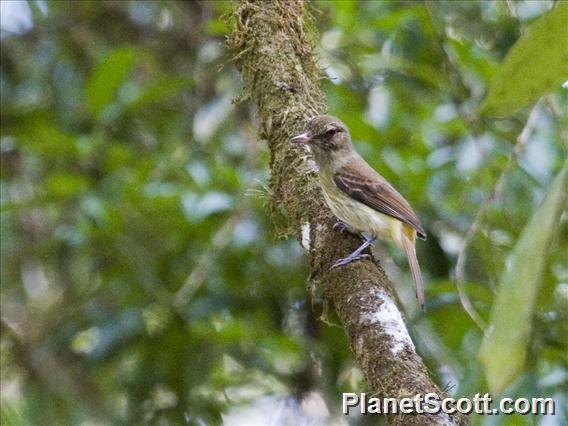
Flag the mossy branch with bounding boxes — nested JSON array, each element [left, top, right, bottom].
[[228, 1, 466, 424]]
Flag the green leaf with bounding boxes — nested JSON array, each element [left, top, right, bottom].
[[479, 159, 568, 395], [205, 19, 230, 36], [0, 402, 24, 426], [480, 3, 568, 117], [125, 77, 193, 111], [44, 173, 91, 198], [85, 48, 137, 117], [16, 118, 77, 159]]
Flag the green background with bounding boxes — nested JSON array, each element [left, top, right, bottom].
[[1, 1, 566, 425]]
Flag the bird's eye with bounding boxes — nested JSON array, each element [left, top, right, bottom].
[[325, 128, 338, 137]]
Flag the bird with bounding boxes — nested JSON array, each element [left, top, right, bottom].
[[291, 115, 427, 309]]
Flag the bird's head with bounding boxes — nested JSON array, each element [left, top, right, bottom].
[[290, 115, 353, 164]]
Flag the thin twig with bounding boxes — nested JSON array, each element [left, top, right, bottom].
[[455, 102, 542, 330], [174, 211, 241, 309]]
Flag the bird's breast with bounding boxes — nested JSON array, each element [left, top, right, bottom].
[[319, 173, 403, 245]]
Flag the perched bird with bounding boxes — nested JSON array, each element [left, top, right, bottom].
[[291, 115, 427, 309]]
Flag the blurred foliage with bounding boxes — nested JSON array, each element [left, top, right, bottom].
[[480, 159, 567, 396], [480, 1, 568, 117], [0, 1, 566, 425]]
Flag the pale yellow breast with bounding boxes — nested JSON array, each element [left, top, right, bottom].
[[319, 172, 403, 246]]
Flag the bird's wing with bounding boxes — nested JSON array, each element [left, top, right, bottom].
[[333, 161, 426, 239]]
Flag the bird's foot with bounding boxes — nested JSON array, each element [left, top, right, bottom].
[[332, 221, 350, 233], [332, 253, 371, 268], [331, 236, 377, 269]]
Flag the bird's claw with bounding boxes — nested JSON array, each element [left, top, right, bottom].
[[332, 221, 349, 233], [331, 253, 371, 269]]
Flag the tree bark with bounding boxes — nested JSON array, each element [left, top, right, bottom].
[[228, 1, 466, 425]]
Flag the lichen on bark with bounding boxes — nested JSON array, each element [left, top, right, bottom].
[[227, 1, 466, 425], [227, 0, 325, 240]]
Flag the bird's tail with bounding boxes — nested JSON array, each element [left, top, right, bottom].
[[401, 230, 425, 310]]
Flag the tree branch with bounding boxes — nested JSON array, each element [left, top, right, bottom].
[[228, 1, 466, 424]]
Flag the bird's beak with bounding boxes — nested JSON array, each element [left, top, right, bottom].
[[290, 132, 311, 145]]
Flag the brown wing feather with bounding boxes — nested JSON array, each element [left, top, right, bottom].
[[333, 161, 426, 239]]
